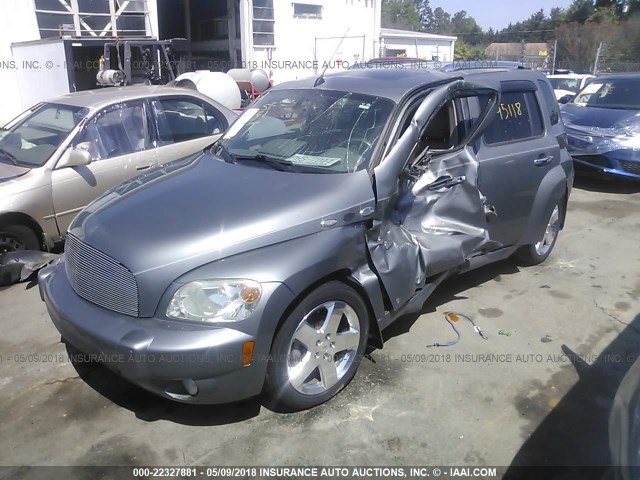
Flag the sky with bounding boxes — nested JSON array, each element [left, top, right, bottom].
[[428, 0, 576, 31]]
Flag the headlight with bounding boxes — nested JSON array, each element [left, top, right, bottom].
[[167, 279, 262, 323]]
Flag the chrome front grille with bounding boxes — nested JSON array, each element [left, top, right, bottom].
[[65, 234, 139, 317]]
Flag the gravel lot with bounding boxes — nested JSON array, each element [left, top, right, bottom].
[[1, 175, 639, 474]]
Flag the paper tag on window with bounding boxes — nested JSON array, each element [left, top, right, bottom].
[[290, 154, 341, 166], [580, 83, 603, 95]]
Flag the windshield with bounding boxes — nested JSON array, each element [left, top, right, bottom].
[[220, 89, 394, 173], [0, 103, 89, 167], [571, 78, 640, 109], [548, 77, 581, 93]]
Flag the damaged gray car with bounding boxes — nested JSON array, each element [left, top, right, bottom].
[[39, 68, 573, 411]]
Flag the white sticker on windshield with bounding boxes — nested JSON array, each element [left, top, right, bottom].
[[290, 154, 342, 167], [580, 83, 603, 95], [223, 108, 259, 139]]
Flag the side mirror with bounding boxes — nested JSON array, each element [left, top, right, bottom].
[[558, 94, 573, 105], [57, 143, 92, 169]]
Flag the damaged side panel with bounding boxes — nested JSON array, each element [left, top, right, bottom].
[[367, 81, 500, 309]]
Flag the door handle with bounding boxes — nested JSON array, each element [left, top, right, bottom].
[[136, 162, 153, 171], [427, 175, 466, 191], [534, 156, 553, 167]]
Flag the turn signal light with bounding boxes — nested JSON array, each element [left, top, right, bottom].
[[242, 341, 255, 366]]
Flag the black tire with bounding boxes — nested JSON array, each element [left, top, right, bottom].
[[264, 281, 369, 412], [0, 224, 40, 253], [514, 202, 562, 266]]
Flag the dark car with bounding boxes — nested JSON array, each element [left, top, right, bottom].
[[561, 73, 640, 180], [39, 68, 573, 412]]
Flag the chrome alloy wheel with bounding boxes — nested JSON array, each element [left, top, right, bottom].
[[534, 205, 560, 256], [286, 301, 362, 395]]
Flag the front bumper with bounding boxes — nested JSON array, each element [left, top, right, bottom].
[[566, 134, 640, 180], [573, 155, 640, 180], [39, 261, 285, 404]]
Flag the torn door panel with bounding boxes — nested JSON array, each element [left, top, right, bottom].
[[367, 151, 497, 308], [401, 148, 494, 238], [367, 97, 501, 308]]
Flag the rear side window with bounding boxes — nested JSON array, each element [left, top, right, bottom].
[[537, 80, 560, 125], [484, 91, 544, 144], [152, 98, 223, 144]]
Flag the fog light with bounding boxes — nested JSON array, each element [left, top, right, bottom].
[[182, 379, 198, 396], [242, 341, 255, 366]]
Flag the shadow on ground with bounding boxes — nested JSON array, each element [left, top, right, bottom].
[[382, 258, 521, 342], [503, 313, 640, 480], [573, 170, 640, 195], [67, 344, 262, 426]]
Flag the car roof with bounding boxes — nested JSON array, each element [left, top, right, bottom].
[[273, 68, 457, 102], [439, 60, 530, 72], [592, 73, 640, 81], [46, 85, 236, 118], [272, 68, 550, 102], [547, 74, 594, 79]]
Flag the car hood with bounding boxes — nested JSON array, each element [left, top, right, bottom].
[[561, 104, 640, 154], [0, 162, 30, 182], [561, 103, 640, 130], [70, 153, 375, 277]]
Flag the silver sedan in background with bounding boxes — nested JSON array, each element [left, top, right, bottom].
[[0, 85, 237, 252]]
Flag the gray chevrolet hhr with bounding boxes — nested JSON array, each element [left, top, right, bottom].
[[40, 68, 574, 412]]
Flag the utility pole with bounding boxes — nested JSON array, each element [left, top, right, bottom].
[[520, 38, 525, 65], [593, 42, 603, 75], [551, 39, 557, 74]]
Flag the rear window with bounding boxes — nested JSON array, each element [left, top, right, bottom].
[[484, 91, 544, 144]]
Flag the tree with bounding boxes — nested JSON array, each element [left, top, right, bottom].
[[381, 0, 421, 31], [430, 7, 452, 34], [413, 0, 434, 31], [565, 0, 597, 23], [588, 3, 621, 21], [454, 41, 472, 59]]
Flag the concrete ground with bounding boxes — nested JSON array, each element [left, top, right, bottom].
[[1, 175, 639, 473]]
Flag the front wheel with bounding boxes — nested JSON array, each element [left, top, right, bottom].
[[514, 203, 561, 266], [264, 281, 369, 412], [0, 224, 40, 253]]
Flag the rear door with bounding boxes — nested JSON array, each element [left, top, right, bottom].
[[368, 80, 500, 309], [51, 100, 157, 235], [150, 96, 228, 164], [473, 81, 560, 246]]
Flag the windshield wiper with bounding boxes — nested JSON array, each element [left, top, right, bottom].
[[0, 148, 18, 165], [234, 154, 294, 171], [212, 141, 236, 163]]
